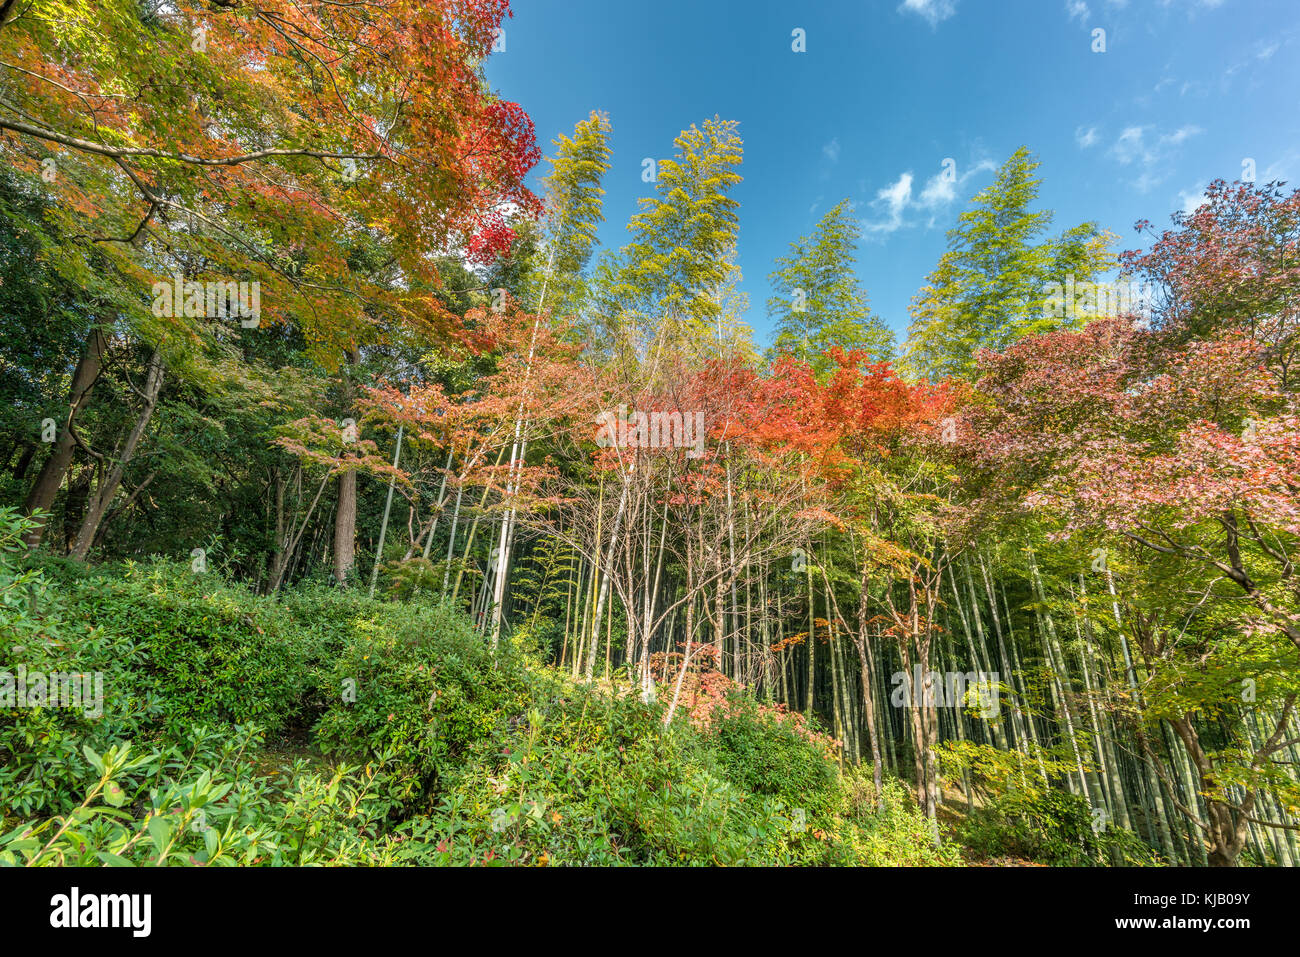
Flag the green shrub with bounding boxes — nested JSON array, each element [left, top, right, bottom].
[[0, 510, 151, 818], [0, 724, 401, 866], [711, 694, 839, 817], [59, 560, 310, 736], [828, 775, 962, 866], [959, 788, 1161, 866], [312, 602, 536, 809], [383, 690, 816, 866], [0, 512, 973, 869]]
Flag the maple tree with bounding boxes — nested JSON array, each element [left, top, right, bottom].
[[949, 183, 1300, 865], [3, 0, 541, 552]]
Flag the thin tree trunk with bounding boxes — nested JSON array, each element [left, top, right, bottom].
[[70, 348, 164, 560], [270, 469, 331, 592], [24, 327, 106, 547], [585, 465, 632, 680], [367, 425, 405, 598], [332, 349, 361, 585]]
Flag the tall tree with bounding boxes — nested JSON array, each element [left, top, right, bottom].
[[3, 0, 541, 553], [766, 199, 894, 377], [525, 110, 614, 319], [604, 116, 744, 362], [483, 110, 613, 641], [901, 147, 1113, 381]]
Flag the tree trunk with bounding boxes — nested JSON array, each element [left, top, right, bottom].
[[367, 424, 404, 598], [332, 349, 361, 586], [1170, 715, 1250, 867], [805, 550, 815, 716], [585, 466, 632, 680], [23, 327, 105, 547], [854, 560, 884, 796], [69, 348, 163, 560], [333, 469, 357, 585]]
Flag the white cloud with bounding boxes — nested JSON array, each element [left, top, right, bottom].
[[864, 172, 914, 234], [1108, 124, 1204, 192], [1223, 38, 1287, 85], [918, 172, 955, 207], [1133, 170, 1163, 193], [1111, 124, 1202, 162], [1177, 182, 1209, 215], [862, 158, 995, 235], [920, 158, 996, 207], [822, 138, 841, 163], [1262, 151, 1300, 182], [1111, 126, 1148, 165], [1065, 0, 1091, 24], [1076, 125, 1099, 148], [898, 0, 958, 27]]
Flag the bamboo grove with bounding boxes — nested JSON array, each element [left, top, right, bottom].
[[3, 1, 1298, 868]]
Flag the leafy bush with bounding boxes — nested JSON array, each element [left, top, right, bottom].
[[57, 560, 311, 736], [959, 788, 1161, 866], [942, 739, 1162, 865], [376, 689, 959, 867], [0, 510, 152, 818], [383, 690, 816, 866], [711, 693, 839, 817], [0, 514, 968, 869], [312, 603, 536, 809], [828, 775, 963, 866], [0, 725, 400, 866]]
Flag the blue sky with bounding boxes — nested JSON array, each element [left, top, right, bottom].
[[484, 0, 1300, 346]]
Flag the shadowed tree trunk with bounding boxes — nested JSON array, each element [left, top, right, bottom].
[[69, 348, 164, 560], [23, 327, 105, 546], [0, 0, 19, 34]]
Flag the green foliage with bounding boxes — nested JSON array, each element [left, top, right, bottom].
[[0, 506, 971, 868], [385, 689, 957, 866], [836, 775, 964, 866], [711, 693, 838, 815], [0, 510, 151, 817], [523, 110, 614, 319], [901, 146, 1114, 381], [57, 560, 311, 736], [0, 726, 400, 866], [944, 740, 1163, 866], [601, 116, 746, 352], [767, 198, 895, 375], [312, 602, 535, 808], [958, 788, 1162, 867], [0, 172, 99, 487]]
